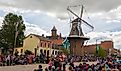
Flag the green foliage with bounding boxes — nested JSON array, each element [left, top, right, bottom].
[[0, 13, 26, 49], [97, 46, 107, 58], [60, 47, 69, 55]]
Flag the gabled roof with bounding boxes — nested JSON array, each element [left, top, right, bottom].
[[26, 34, 51, 42]]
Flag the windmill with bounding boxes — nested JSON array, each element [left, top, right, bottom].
[[67, 5, 94, 36], [67, 5, 94, 56]]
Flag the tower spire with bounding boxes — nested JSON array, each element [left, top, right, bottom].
[[51, 26, 57, 38]]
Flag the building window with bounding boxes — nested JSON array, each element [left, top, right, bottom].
[[55, 51, 57, 55], [40, 43, 42, 47], [58, 51, 60, 54], [44, 50, 46, 55], [45, 43, 46, 47], [21, 49, 23, 53], [52, 50, 54, 55], [52, 44, 55, 49], [40, 49, 43, 53], [30, 36, 32, 38], [47, 50, 49, 56]]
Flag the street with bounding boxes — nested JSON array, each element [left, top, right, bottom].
[[0, 62, 97, 71]]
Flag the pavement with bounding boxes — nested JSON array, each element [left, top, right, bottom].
[[0, 62, 97, 71], [0, 64, 47, 71]]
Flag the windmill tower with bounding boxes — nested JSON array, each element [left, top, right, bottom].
[[67, 5, 94, 56]]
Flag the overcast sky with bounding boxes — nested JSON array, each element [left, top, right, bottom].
[[0, 0, 121, 49]]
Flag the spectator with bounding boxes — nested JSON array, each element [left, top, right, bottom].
[[34, 65, 43, 71]]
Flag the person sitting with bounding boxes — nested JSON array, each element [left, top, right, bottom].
[[68, 65, 74, 71], [34, 65, 43, 71]]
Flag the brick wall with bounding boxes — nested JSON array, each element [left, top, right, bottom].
[[100, 41, 113, 51], [84, 41, 113, 55]]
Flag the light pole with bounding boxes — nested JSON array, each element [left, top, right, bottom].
[[96, 38, 101, 55]]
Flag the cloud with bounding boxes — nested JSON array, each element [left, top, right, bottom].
[[0, 0, 121, 50], [0, 0, 121, 19], [0, 16, 50, 37], [24, 22, 50, 36], [0, 4, 121, 34], [85, 31, 121, 49]]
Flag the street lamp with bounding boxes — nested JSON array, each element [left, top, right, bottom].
[[96, 38, 102, 55]]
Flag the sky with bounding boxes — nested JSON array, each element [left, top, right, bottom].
[[0, 0, 121, 49]]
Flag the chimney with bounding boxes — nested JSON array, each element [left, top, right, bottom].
[[59, 33, 61, 38], [42, 34, 44, 37]]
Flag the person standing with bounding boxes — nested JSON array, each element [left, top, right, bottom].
[[6, 54, 11, 66]]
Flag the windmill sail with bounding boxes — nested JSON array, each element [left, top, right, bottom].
[[67, 5, 94, 36]]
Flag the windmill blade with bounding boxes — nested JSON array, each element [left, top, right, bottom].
[[80, 5, 84, 18], [67, 6, 94, 31], [67, 10, 72, 28], [67, 6, 79, 18], [78, 5, 84, 36], [81, 19, 94, 30], [67, 10, 72, 23]]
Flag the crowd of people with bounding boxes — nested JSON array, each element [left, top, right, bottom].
[[0, 54, 38, 66], [67, 57, 121, 71], [34, 56, 121, 71], [0, 51, 121, 71], [0, 50, 98, 66], [0, 50, 49, 66]]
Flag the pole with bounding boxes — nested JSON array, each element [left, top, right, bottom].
[[96, 38, 101, 56], [96, 39, 98, 55]]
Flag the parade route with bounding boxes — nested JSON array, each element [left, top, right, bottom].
[[0, 64, 47, 71], [0, 62, 97, 71]]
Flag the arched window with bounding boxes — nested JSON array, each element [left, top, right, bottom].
[[48, 43, 50, 48], [52, 50, 54, 55], [44, 50, 46, 55], [45, 43, 46, 47], [58, 51, 60, 54], [52, 44, 55, 49], [40, 49, 43, 53], [47, 50, 49, 56], [21, 49, 23, 53], [55, 51, 57, 55], [40, 43, 42, 47], [30, 36, 32, 38]]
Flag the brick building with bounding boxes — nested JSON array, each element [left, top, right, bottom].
[[46, 26, 65, 50], [15, 26, 65, 56], [84, 40, 115, 56], [14, 34, 55, 56], [67, 18, 89, 56]]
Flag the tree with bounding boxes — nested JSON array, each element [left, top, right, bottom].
[[60, 47, 69, 55], [97, 46, 107, 58], [0, 13, 26, 53]]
